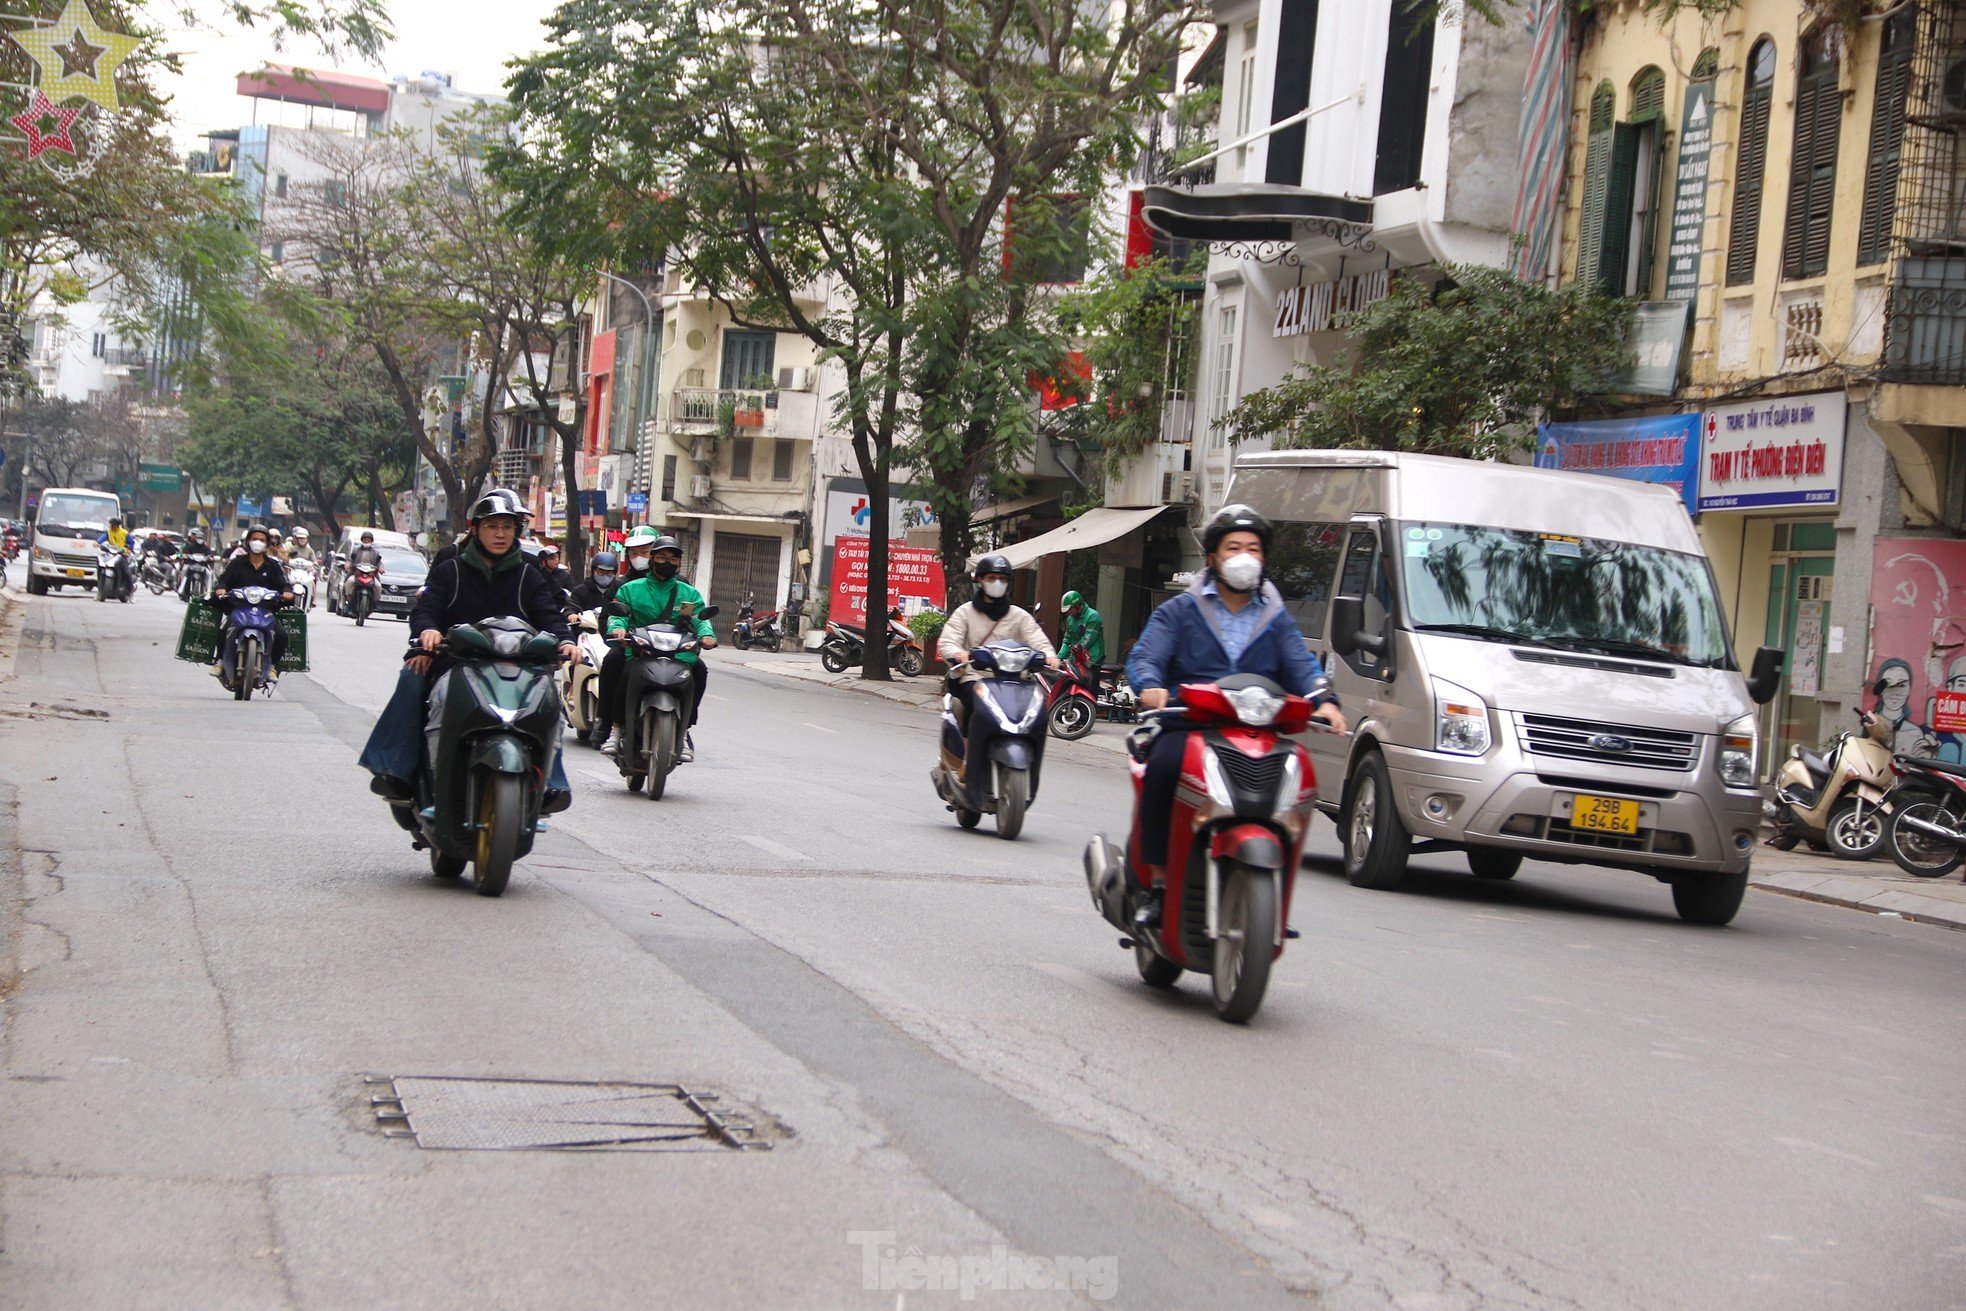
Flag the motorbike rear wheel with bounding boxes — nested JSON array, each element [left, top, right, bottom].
[[994, 765, 1028, 840], [955, 806, 982, 830], [1766, 831, 1801, 851], [1211, 863, 1276, 1023], [1888, 796, 1966, 877], [897, 646, 925, 677], [820, 643, 850, 674], [472, 773, 523, 897], [1049, 695, 1095, 740], [646, 707, 676, 801], [430, 849, 466, 879], [1825, 795, 1887, 861], [1135, 941, 1182, 988]]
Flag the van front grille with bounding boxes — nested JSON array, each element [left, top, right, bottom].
[[1516, 713, 1699, 772]]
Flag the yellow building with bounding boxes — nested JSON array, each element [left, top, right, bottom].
[[1555, 2, 1966, 766]]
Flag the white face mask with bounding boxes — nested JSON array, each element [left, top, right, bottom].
[[1217, 552, 1263, 593], [248, 540, 266, 556], [628, 555, 651, 573], [980, 578, 1009, 599]]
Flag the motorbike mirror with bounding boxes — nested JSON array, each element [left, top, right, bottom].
[[698, 605, 719, 621], [607, 600, 630, 617], [1746, 646, 1785, 705]]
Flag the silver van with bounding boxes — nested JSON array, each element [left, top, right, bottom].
[[1228, 451, 1781, 926]]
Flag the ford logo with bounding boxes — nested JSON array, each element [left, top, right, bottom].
[[1589, 733, 1634, 753]]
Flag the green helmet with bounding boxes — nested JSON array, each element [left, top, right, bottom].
[[624, 525, 664, 549], [1061, 590, 1084, 608]]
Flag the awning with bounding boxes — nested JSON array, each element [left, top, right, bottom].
[[976, 505, 1172, 571], [969, 493, 1059, 527], [1141, 184, 1373, 243], [665, 510, 794, 526]]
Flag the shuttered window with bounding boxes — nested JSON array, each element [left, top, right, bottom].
[[1727, 39, 1776, 287], [1629, 67, 1667, 298], [1857, 11, 1915, 266], [1576, 83, 1617, 290], [1782, 29, 1843, 280]]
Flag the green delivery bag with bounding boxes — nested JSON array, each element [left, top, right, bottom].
[[174, 600, 310, 672]]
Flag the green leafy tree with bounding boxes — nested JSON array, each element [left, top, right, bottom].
[[1055, 255, 1200, 477], [1220, 265, 1635, 459]]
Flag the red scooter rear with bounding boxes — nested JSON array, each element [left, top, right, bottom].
[[1083, 674, 1318, 1023]]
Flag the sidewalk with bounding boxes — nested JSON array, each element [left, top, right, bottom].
[[1748, 840, 1966, 930]]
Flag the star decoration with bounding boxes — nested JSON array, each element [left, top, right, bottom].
[[6, 0, 141, 113], [10, 88, 82, 159]]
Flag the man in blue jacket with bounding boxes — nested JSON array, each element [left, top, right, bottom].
[[1125, 504, 1347, 928]]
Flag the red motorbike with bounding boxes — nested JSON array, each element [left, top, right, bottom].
[[1083, 673, 1319, 1023], [349, 563, 380, 627], [1044, 644, 1137, 740]]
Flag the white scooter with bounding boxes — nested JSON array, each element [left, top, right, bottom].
[[287, 558, 317, 611], [561, 608, 611, 746]]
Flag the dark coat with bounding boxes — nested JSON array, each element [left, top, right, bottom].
[[409, 549, 572, 651], [215, 554, 290, 597]]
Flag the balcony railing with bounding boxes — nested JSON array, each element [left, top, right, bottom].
[[1882, 254, 1966, 386], [671, 387, 779, 435]]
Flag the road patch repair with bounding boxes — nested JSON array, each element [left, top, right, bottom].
[[366, 1075, 776, 1151]]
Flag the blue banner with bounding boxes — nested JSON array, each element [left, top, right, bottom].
[[625, 491, 649, 514], [1535, 413, 1700, 513], [576, 489, 608, 517]]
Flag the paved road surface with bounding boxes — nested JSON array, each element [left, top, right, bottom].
[[2, 583, 1962, 1308]]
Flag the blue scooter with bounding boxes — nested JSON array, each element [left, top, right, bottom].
[[218, 585, 283, 701]]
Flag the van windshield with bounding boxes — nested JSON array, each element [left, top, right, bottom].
[[1397, 522, 1733, 668], [37, 494, 118, 537]]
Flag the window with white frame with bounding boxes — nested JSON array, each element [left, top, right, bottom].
[[1235, 22, 1259, 176], [1209, 304, 1239, 431]]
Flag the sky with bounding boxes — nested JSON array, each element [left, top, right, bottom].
[[156, 0, 556, 148]]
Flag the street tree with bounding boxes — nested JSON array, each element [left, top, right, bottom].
[[11, 391, 141, 488], [1219, 265, 1635, 459]]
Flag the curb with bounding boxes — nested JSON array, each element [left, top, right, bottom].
[[1750, 868, 1966, 930]]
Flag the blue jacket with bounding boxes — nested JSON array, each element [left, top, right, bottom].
[[1126, 575, 1333, 706]]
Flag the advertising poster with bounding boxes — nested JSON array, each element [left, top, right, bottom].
[[829, 538, 947, 628], [1535, 413, 1700, 512], [1792, 599, 1824, 697], [1697, 391, 1846, 511], [824, 488, 939, 544], [1867, 538, 1966, 759]]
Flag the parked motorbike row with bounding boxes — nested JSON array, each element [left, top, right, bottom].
[[1765, 680, 1966, 878]]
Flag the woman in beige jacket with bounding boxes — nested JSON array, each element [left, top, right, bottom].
[[937, 553, 1060, 719]]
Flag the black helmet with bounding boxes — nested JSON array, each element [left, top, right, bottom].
[[467, 488, 531, 525], [973, 552, 1013, 579], [1200, 503, 1272, 554], [649, 534, 682, 555], [245, 522, 269, 540], [590, 551, 618, 572]]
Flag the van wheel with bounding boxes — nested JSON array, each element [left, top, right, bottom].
[[1467, 849, 1522, 881], [1671, 871, 1747, 926], [1343, 752, 1410, 890], [25, 573, 44, 596]]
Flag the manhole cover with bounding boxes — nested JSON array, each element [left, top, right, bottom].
[[366, 1076, 772, 1151]]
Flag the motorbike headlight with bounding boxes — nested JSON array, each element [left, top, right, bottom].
[[490, 628, 527, 657], [647, 631, 684, 652], [1720, 712, 1758, 788], [1201, 748, 1235, 808], [992, 647, 1035, 674], [1223, 685, 1285, 727], [1433, 678, 1491, 756]]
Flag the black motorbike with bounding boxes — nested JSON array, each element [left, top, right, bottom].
[[928, 642, 1048, 839], [95, 543, 132, 603], [608, 601, 718, 800], [177, 550, 214, 603], [821, 614, 924, 676], [732, 594, 784, 653], [406, 618, 565, 897]]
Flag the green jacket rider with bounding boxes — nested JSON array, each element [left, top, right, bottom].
[[1061, 590, 1105, 666]]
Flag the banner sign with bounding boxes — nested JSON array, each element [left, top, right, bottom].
[[1865, 539, 1966, 759], [141, 460, 185, 494], [823, 488, 938, 543], [1697, 390, 1845, 511], [828, 537, 947, 628], [1663, 81, 1714, 304], [1535, 413, 1700, 512], [1274, 269, 1393, 338]]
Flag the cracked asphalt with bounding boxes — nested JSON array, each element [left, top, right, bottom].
[[2, 576, 1964, 1309]]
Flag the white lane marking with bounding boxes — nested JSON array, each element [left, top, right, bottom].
[[706, 694, 729, 702], [1774, 1136, 1882, 1169], [739, 834, 809, 861], [799, 721, 837, 733]]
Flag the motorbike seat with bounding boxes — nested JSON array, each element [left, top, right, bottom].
[[1799, 748, 1833, 781], [1900, 753, 1966, 780]]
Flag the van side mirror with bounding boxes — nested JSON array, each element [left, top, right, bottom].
[[1330, 595, 1387, 660], [1746, 645, 1784, 705]]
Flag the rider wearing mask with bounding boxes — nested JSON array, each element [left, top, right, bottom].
[[358, 490, 577, 813], [598, 529, 716, 761], [564, 550, 619, 618], [344, 531, 384, 606], [1124, 504, 1347, 928], [286, 527, 317, 566], [212, 524, 295, 675], [936, 554, 1059, 729], [98, 517, 133, 593]]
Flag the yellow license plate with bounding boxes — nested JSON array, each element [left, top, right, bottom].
[[64, 568, 88, 577], [1570, 793, 1640, 835]]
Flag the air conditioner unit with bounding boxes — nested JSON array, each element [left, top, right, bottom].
[[689, 474, 711, 500], [777, 365, 813, 392], [689, 438, 708, 462], [1162, 471, 1194, 504]]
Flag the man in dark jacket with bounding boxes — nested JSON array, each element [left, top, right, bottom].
[[212, 524, 294, 674], [537, 543, 573, 607], [358, 490, 577, 812], [564, 550, 619, 617], [1124, 504, 1347, 929]]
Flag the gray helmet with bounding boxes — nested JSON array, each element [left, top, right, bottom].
[[1201, 503, 1272, 554], [590, 551, 618, 573], [467, 488, 531, 525], [972, 552, 1013, 580]]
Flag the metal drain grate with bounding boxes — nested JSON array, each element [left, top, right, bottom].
[[366, 1075, 772, 1151]]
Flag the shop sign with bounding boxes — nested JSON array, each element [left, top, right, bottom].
[[1697, 391, 1845, 511], [1663, 82, 1713, 304], [1534, 412, 1699, 513], [823, 488, 938, 543], [1273, 269, 1393, 338], [828, 537, 946, 628], [137, 461, 181, 492]]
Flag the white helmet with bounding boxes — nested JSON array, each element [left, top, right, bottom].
[[292, 527, 308, 541]]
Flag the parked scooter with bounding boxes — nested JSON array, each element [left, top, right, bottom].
[[95, 544, 132, 603], [1766, 697, 1896, 859], [1883, 753, 1966, 877], [1082, 675, 1320, 1024], [732, 594, 784, 653], [217, 585, 283, 701], [287, 557, 317, 611], [560, 608, 610, 745], [406, 618, 565, 897], [822, 607, 923, 675], [348, 562, 380, 626], [929, 641, 1048, 839], [177, 549, 214, 603], [607, 600, 718, 799], [1044, 647, 1140, 740]]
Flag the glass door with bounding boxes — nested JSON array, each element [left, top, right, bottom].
[[1760, 521, 1836, 769]]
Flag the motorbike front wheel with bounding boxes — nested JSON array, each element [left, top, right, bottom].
[[820, 643, 850, 674], [994, 764, 1028, 840], [1212, 863, 1276, 1024], [430, 849, 466, 879], [233, 638, 255, 701], [646, 707, 676, 800], [1825, 795, 1887, 861], [897, 646, 925, 677], [1888, 796, 1966, 877], [1135, 941, 1182, 988], [472, 773, 523, 897], [1049, 695, 1095, 740], [354, 592, 369, 627]]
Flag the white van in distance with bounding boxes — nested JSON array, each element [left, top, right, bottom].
[[26, 488, 122, 595]]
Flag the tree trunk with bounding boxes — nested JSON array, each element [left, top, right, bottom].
[[556, 413, 586, 583], [372, 342, 465, 532], [854, 433, 892, 682]]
